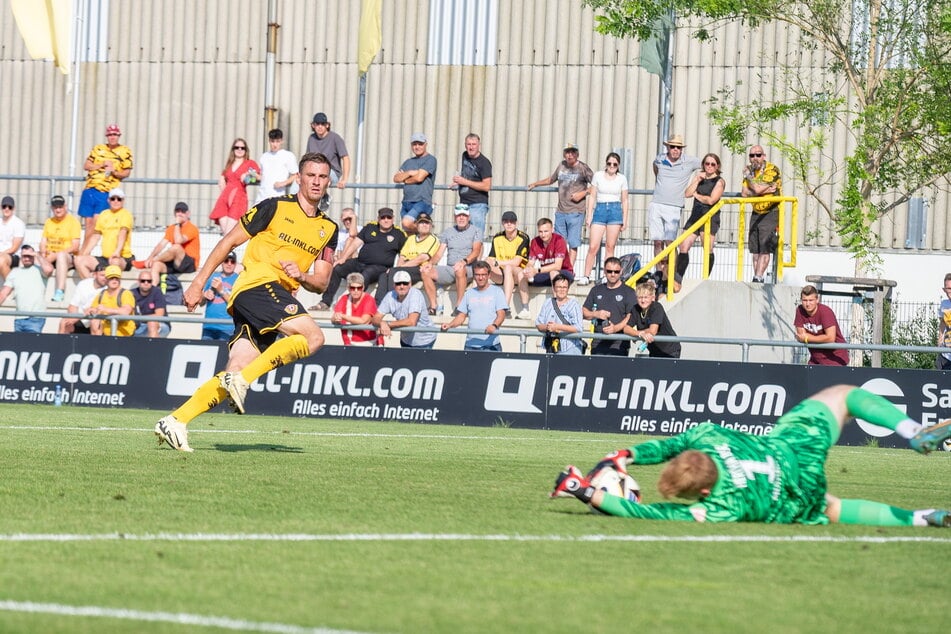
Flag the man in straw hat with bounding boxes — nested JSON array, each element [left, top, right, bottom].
[[648, 134, 700, 285]]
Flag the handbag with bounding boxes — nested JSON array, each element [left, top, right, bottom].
[[548, 298, 588, 354]]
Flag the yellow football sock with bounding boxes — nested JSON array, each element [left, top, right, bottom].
[[172, 373, 228, 424], [239, 334, 312, 384]]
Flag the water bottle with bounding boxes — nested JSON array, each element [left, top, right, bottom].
[[635, 340, 649, 354], [160, 273, 168, 294], [54, 385, 63, 406], [591, 303, 602, 330]]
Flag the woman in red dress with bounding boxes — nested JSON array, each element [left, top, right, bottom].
[[209, 138, 260, 235]]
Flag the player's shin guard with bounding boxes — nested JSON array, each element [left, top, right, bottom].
[[239, 334, 312, 385], [837, 499, 915, 527], [171, 373, 228, 424]]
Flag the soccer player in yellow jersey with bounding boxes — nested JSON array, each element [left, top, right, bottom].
[[155, 153, 338, 452]]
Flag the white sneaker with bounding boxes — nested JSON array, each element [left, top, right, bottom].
[[154, 415, 193, 452], [517, 308, 532, 320], [576, 276, 591, 286], [219, 371, 250, 414]]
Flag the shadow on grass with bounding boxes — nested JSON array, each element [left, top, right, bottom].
[[212, 443, 305, 453]]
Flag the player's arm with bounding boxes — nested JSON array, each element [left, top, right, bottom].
[[295, 248, 334, 294], [594, 495, 700, 521], [183, 224, 250, 311]]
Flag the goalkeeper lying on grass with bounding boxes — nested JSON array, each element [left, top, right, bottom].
[[552, 384, 951, 528]]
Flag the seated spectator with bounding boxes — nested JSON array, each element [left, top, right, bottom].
[[142, 201, 200, 283], [0, 195, 26, 282], [200, 252, 239, 341], [0, 245, 53, 333], [332, 272, 379, 346], [440, 260, 508, 351], [132, 271, 170, 338], [517, 216, 574, 315], [424, 204, 482, 315], [938, 273, 951, 370], [39, 195, 81, 302], [793, 284, 848, 366], [375, 212, 440, 307], [334, 208, 362, 263], [90, 265, 135, 336], [59, 263, 107, 334], [623, 281, 682, 358], [486, 210, 530, 316], [535, 273, 585, 355], [75, 187, 135, 278], [371, 270, 436, 348], [582, 256, 636, 357]]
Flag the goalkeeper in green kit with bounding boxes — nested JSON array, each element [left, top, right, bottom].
[[552, 385, 951, 527]]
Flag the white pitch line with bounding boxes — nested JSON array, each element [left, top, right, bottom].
[[2, 532, 949, 544], [0, 600, 373, 634]]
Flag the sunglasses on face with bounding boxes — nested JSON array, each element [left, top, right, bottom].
[[349, 285, 364, 290], [703, 161, 719, 166], [749, 153, 764, 158], [233, 146, 247, 150], [139, 278, 152, 283], [604, 269, 622, 274], [109, 197, 123, 201], [394, 282, 410, 287], [1, 205, 13, 210], [606, 162, 619, 167]]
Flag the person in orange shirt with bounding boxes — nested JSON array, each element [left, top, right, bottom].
[[143, 201, 201, 283]]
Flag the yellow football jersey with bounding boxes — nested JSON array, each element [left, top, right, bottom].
[[42, 213, 82, 254]]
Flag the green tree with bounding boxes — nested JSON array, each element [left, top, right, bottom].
[[584, 0, 951, 271]]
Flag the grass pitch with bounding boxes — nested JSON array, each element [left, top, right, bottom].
[[0, 404, 949, 633]]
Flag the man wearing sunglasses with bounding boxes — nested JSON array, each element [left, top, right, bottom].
[[582, 256, 637, 356], [648, 135, 701, 284], [78, 124, 133, 246], [75, 187, 135, 279], [742, 144, 783, 283], [0, 195, 25, 282], [0, 244, 53, 333], [131, 272, 170, 338]]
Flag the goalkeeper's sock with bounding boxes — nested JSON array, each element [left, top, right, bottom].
[[172, 374, 228, 424], [239, 334, 312, 385], [845, 387, 922, 438], [837, 499, 917, 527]]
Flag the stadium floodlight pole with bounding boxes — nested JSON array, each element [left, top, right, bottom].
[[67, 0, 87, 209]]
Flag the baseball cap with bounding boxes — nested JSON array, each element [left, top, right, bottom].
[[312, 112, 329, 124], [393, 270, 412, 284], [1, 196, 14, 207], [378, 207, 395, 219], [174, 201, 189, 212], [410, 132, 427, 144], [224, 251, 237, 262], [501, 211, 518, 223], [50, 195, 66, 207], [105, 124, 121, 135], [563, 142, 579, 153], [416, 212, 432, 224], [108, 187, 125, 199], [105, 265, 123, 279], [453, 204, 470, 216]]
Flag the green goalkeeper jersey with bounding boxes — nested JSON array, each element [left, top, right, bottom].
[[598, 419, 831, 524]]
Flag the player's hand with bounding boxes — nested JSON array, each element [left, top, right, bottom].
[[280, 260, 303, 282], [551, 465, 593, 502], [591, 449, 633, 476], [183, 284, 203, 312]]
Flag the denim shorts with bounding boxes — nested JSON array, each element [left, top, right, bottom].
[[554, 212, 583, 249], [592, 202, 623, 226], [400, 200, 433, 220]]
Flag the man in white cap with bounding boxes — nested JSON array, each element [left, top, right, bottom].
[[78, 124, 133, 245], [648, 134, 701, 283], [424, 203, 483, 314], [75, 187, 135, 279], [393, 132, 437, 235], [372, 269, 437, 348]]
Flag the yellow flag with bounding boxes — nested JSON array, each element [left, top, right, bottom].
[[357, 0, 382, 75], [11, 0, 72, 75]]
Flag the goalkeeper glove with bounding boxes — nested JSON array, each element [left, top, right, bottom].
[[590, 449, 633, 476], [551, 465, 595, 503]]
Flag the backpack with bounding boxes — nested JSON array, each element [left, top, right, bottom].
[[160, 273, 183, 306], [617, 253, 642, 284]]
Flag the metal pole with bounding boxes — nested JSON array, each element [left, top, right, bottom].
[[355, 73, 368, 218], [263, 0, 279, 139], [67, 0, 87, 207]]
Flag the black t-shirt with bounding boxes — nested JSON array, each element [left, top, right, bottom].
[[583, 283, 637, 352], [458, 152, 492, 206], [357, 222, 407, 267], [628, 301, 681, 358]]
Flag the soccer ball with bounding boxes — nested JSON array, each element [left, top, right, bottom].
[[588, 464, 641, 503]]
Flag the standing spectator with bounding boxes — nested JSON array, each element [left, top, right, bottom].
[[77, 124, 133, 246], [794, 285, 848, 366], [332, 272, 379, 346], [39, 194, 81, 302], [0, 195, 26, 281], [59, 263, 107, 335], [306, 112, 350, 188], [143, 201, 200, 284], [209, 138, 260, 236], [937, 273, 951, 370], [675, 153, 726, 291], [527, 143, 593, 267], [486, 210, 531, 316], [536, 273, 585, 355], [372, 270, 437, 348], [580, 152, 629, 285], [450, 133, 492, 238], [441, 260, 508, 351], [374, 212, 440, 306], [517, 217, 574, 313], [89, 265, 135, 337], [312, 207, 406, 310], [0, 245, 53, 333], [425, 204, 483, 315], [200, 252, 239, 341], [334, 208, 362, 263], [648, 135, 702, 283], [74, 187, 135, 278], [624, 281, 682, 358], [131, 271, 169, 338], [393, 133, 437, 234], [255, 129, 299, 204], [582, 256, 637, 357], [742, 144, 783, 283]]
